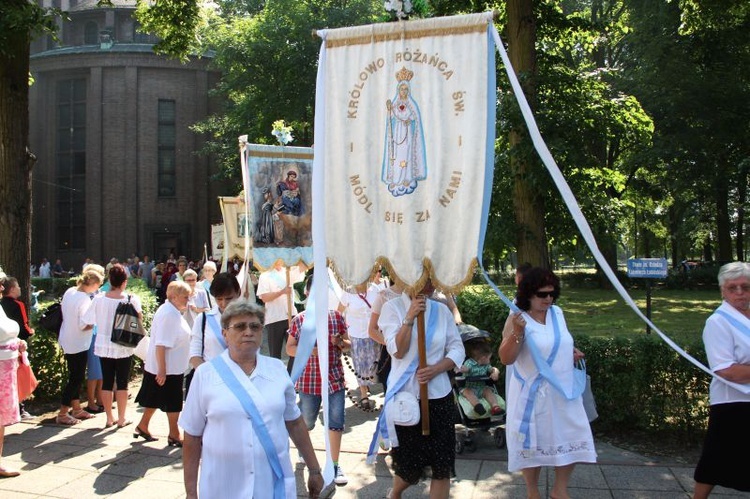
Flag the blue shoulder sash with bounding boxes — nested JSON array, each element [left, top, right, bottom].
[[211, 355, 285, 499], [716, 309, 750, 339], [206, 313, 227, 350]]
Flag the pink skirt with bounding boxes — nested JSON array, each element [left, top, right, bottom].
[[0, 357, 20, 426]]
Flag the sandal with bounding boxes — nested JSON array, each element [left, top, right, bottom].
[[358, 397, 373, 411], [117, 420, 132, 429], [71, 410, 95, 420], [85, 404, 104, 414], [55, 414, 81, 426]]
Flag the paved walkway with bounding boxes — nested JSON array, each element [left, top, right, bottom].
[[1, 354, 745, 498]]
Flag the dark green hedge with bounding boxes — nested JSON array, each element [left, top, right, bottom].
[[28, 278, 158, 403]]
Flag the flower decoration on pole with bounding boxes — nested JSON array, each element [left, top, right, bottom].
[[271, 119, 294, 146], [384, 0, 413, 20]]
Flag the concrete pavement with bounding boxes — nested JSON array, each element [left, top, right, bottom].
[[1, 357, 746, 498]]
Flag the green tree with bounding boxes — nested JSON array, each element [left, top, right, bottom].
[[189, 0, 384, 185], [622, 0, 750, 262], [493, 1, 653, 276]]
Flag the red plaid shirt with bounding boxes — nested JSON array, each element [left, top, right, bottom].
[[288, 310, 347, 395]]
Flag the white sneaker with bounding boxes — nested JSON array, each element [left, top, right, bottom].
[[334, 465, 348, 486]]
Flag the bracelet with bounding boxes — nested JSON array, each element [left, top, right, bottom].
[[512, 331, 524, 344], [402, 318, 414, 327], [307, 467, 322, 475]]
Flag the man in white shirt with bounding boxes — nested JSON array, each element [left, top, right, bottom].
[[256, 261, 305, 369]]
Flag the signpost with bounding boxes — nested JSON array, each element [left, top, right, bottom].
[[627, 258, 668, 334]]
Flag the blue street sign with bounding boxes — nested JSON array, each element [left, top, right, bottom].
[[627, 258, 668, 278]]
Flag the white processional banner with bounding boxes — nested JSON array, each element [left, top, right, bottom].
[[218, 197, 251, 262], [316, 12, 496, 291], [210, 223, 224, 261]]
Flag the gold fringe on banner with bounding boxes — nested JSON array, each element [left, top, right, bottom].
[[325, 23, 489, 49]]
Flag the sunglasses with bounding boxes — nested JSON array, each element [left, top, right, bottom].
[[534, 290, 558, 299], [227, 322, 263, 333]]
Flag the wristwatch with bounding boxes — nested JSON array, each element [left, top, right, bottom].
[[402, 318, 414, 327]]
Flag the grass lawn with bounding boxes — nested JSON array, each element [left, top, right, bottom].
[[556, 287, 721, 343]]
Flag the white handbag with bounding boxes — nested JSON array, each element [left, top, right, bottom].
[[387, 391, 421, 426], [133, 335, 150, 361]]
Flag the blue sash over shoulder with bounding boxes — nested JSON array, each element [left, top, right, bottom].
[[716, 309, 750, 338], [515, 306, 586, 449], [206, 313, 227, 350], [212, 355, 286, 499]]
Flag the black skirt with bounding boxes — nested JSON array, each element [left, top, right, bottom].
[[135, 371, 184, 413], [694, 402, 750, 492], [391, 394, 455, 484]]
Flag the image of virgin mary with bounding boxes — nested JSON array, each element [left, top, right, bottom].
[[382, 67, 427, 197]]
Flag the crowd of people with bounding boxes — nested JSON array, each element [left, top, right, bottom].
[[0, 258, 748, 499]]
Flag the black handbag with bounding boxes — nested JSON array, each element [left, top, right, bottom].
[[374, 344, 391, 385], [39, 301, 64, 338], [110, 295, 144, 347]]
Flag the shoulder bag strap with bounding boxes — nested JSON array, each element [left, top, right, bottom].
[[201, 312, 207, 358]]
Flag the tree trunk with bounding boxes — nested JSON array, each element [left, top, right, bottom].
[[0, 21, 33, 303], [736, 167, 746, 261], [715, 175, 732, 262], [507, 0, 549, 269]]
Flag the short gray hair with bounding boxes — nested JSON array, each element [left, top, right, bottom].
[[718, 262, 750, 286], [221, 299, 265, 329]]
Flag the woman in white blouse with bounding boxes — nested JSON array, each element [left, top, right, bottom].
[[377, 279, 465, 499], [56, 265, 105, 425], [134, 281, 192, 446], [179, 299, 323, 499], [83, 264, 142, 428]]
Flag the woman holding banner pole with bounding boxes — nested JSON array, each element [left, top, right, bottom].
[[378, 279, 464, 499]]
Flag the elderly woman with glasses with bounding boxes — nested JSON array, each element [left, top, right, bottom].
[[181, 269, 210, 328], [179, 300, 323, 499], [498, 267, 596, 499], [693, 262, 750, 498], [134, 281, 192, 447]]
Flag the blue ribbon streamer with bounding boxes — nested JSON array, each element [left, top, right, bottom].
[[290, 287, 317, 383]]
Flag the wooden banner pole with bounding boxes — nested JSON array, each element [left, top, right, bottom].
[[417, 307, 429, 435], [286, 266, 293, 328]]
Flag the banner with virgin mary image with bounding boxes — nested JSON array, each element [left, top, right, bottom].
[[241, 143, 314, 271], [313, 12, 496, 291]]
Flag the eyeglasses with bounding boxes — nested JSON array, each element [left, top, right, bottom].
[[227, 322, 263, 333], [534, 290, 558, 299], [724, 284, 750, 294], [184, 279, 197, 283]]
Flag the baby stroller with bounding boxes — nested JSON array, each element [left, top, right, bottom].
[[452, 324, 506, 453]]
